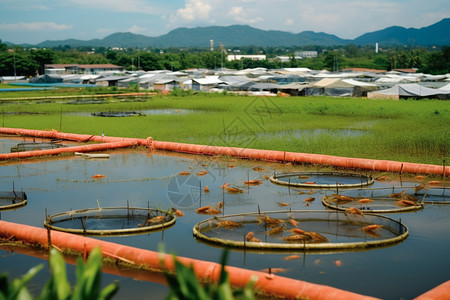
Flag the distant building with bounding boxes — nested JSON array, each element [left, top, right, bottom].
[[393, 68, 418, 74], [227, 55, 266, 61], [45, 64, 124, 75], [341, 68, 387, 73], [274, 56, 291, 63], [295, 51, 318, 59]]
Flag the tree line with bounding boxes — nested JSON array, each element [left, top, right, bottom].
[[0, 40, 448, 77]]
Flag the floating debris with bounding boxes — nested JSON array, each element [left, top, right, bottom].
[[304, 197, 315, 203], [243, 180, 263, 185], [91, 174, 106, 179], [253, 167, 266, 172], [283, 255, 300, 261]]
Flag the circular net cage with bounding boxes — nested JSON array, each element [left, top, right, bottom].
[[10, 141, 67, 152], [270, 172, 374, 188], [414, 187, 450, 204], [0, 191, 27, 211], [44, 207, 176, 236], [193, 210, 407, 251], [322, 191, 424, 213]]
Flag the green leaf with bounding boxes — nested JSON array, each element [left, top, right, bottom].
[[10, 264, 43, 300], [240, 275, 257, 300], [0, 274, 8, 296], [72, 247, 103, 300], [98, 283, 119, 300], [218, 248, 229, 286], [47, 248, 71, 300]]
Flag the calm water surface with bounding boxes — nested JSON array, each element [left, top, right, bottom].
[[0, 138, 449, 300]]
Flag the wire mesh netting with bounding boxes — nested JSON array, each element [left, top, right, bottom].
[[44, 207, 176, 236], [321, 183, 450, 212], [414, 187, 450, 204], [0, 191, 27, 211], [322, 193, 424, 213], [270, 172, 374, 188], [10, 141, 67, 152], [193, 210, 407, 251]]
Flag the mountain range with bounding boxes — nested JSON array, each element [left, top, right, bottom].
[[10, 18, 450, 48]]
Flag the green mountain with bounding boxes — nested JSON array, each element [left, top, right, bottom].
[[151, 25, 348, 47], [29, 18, 450, 48], [353, 18, 450, 46]]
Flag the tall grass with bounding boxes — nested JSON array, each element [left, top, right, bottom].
[[1, 94, 449, 165]]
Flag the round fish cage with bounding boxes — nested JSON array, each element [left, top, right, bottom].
[[270, 172, 374, 188], [193, 210, 408, 251], [44, 207, 176, 236], [10, 141, 66, 152], [415, 187, 450, 204], [0, 191, 27, 211], [322, 194, 424, 213]]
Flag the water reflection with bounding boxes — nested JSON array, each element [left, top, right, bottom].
[[0, 144, 449, 300], [257, 128, 367, 139], [64, 108, 196, 117]]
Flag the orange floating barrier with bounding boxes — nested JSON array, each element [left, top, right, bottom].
[[0, 140, 139, 160], [0, 127, 448, 176], [0, 220, 380, 300]]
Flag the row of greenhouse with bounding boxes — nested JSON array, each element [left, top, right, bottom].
[[3, 67, 450, 99]]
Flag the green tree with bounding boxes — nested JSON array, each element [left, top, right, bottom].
[[0, 48, 37, 76], [289, 53, 298, 67], [139, 52, 162, 70], [420, 47, 450, 74], [0, 39, 8, 52], [105, 50, 118, 63], [30, 49, 54, 75]]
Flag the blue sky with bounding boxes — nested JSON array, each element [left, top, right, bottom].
[[0, 0, 449, 44]]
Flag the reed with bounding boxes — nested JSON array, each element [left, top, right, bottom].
[[1, 93, 449, 165]]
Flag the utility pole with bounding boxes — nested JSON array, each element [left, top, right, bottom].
[[220, 43, 224, 71], [13, 47, 17, 81]]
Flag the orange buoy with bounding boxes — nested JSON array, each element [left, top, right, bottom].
[[91, 174, 106, 179]]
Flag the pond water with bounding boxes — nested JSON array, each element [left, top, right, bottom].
[[0, 138, 449, 300], [256, 128, 367, 139], [64, 108, 196, 117]]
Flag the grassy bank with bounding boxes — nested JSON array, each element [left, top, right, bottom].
[[1, 91, 449, 165]]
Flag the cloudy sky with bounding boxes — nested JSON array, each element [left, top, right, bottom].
[[0, 0, 449, 44]]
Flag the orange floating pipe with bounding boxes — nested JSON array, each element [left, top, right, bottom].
[[414, 280, 450, 300], [0, 127, 152, 147], [151, 140, 449, 176], [0, 220, 378, 300], [0, 140, 139, 160], [0, 127, 447, 176]]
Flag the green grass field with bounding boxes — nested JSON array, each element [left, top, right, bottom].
[[1, 89, 449, 165]]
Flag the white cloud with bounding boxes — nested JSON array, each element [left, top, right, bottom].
[[0, 22, 72, 32], [226, 6, 262, 23], [284, 18, 294, 26], [227, 6, 244, 18], [1, 0, 448, 44], [170, 0, 212, 22], [127, 25, 150, 35], [96, 28, 116, 36], [0, 0, 50, 11], [67, 0, 160, 14]]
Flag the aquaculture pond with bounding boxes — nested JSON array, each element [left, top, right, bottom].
[[64, 108, 196, 117], [0, 137, 449, 300]]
